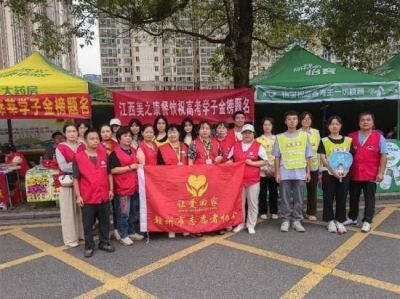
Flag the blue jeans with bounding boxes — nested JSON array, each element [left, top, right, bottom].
[[114, 193, 140, 238]]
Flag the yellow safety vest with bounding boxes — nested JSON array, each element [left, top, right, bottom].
[[300, 128, 320, 171], [256, 135, 275, 167], [277, 132, 308, 170], [321, 137, 352, 175]]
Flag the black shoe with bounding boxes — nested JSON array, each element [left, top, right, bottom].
[[98, 243, 115, 252], [84, 248, 94, 258]]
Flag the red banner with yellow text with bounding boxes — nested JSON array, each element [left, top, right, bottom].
[[0, 94, 91, 119], [113, 88, 254, 124], [138, 162, 245, 233]]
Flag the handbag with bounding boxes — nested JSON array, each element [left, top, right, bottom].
[[59, 174, 73, 187]]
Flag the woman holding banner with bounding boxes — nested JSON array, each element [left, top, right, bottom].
[[188, 121, 222, 165], [55, 122, 84, 247], [137, 125, 159, 165], [154, 115, 169, 147], [318, 116, 354, 234], [229, 124, 268, 235], [158, 124, 189, 238]]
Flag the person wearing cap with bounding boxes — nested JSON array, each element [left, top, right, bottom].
[[273, 111, 312, 233], [109, 118, 122, 142], [228, 124, 268, 235]]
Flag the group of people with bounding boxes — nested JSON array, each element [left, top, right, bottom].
[[52, 110, 387, 258]]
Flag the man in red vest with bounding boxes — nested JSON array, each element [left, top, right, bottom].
[[227, 110, 246, 143], [73, 128, 115, 257], [344, 112, 387, 233]]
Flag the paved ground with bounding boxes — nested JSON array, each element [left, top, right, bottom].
[[1, 200, 400, 299]]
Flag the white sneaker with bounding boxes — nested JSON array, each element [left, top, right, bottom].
[[248, 227, 256, 234], [114, 229, 121, 241], [271, 214, 279, 219], [67, 241, 79, 248], [343, 218, 358, 226], [361, 222, 371, 233], [307, 215, 317, 221], [129, 233, 144, 241], [168, 232, 176, 238], [293, 221, 305, 232], [327, 220, 337, 233], [336, 222, 347, 234], [233, 224, 245, 233], [280, 221, 290, 232], [183, 232, 190, 236], [120, 236, 134, 246], [260, 214, 268, 220], [0, 202, 7, 210]]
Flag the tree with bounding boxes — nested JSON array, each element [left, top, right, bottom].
[[1, 0, 313, 87], [315, 0, 400, 70]]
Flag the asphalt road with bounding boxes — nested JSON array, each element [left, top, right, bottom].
[[1, 200, 399, 299]]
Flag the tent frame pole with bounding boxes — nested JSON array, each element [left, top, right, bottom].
[[397, 99, 400, 140]]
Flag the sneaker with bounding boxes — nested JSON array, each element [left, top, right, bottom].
[[67, 241, 79, 248], [293, 221, 305, 232], [361, 222, 371, 233], [233, 224, 245, 233], [307, 215, 317, 221], [280, 221, 290, 232], [218, 230, 226, 235], [168, 232, 176, 239], [129, 233, 144, 241], [271, 214, 279, 219], [336, 222, 347, 234], [226, 226, 233, 232], [260, 214, 268, 220], [248, 227, 256, 234], [327, 220, 337, 233], [343, 218, 358, 226], [99, 243, 115, 252], [84, 248, 94, 258], [183, 232, 190, 237], [0, 202, 7, 210], [120, 236, 134, 246], [113, 229, 121, 241]]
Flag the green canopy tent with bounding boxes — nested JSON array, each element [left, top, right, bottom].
[[250, 46, 400, 135], [371, 52, 400, 139]]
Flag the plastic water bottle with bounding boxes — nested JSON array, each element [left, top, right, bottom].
[[380, 168, 392, 190], [39, 156, 43, 167], [393, 166, 400, 187]]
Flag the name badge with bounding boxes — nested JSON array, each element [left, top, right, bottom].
[[206, 159, 212, 165], [177, 162, 183, 166]]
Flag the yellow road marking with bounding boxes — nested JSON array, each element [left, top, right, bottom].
[[0, 222, 61, 230], [0, 228, 20, 236], [371, 230, 400, 240], [11, 230, 155, 298], [332, 269, 400, 294], [281, 207, 395, 299]]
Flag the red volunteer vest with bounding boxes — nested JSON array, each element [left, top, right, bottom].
[[349, 131, 381, 181], [56, 143, 78, 174], [192, 138, 220, 165], [101, 139, 118, 155], [75, 148, 109, 204], [227, 129, 241, 142], [139, 142, 158, 165], [159, 142, 188, 165], [215, 137, 235, 162], [113, 145, 138, 195], [233, 141, 261, 187], [6, 152, 29, 177]]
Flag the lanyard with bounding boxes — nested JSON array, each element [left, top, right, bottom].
[[169, 142, 182, 163]]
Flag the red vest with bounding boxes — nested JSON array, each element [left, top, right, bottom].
[[159, 142, 188, 165], [56, 143, 77, 174], [101, 139, 118, 155], [215, 137, 235, 162], [75, 148, 110, 204], [113, 145, 138, 195], [192, 138, 220, 165], [6, 152, 29, 177], [227, 129, 241, 142], [139, 142, 158, 165], [233, 141, 261, 187], [349, 131, 381, 181]]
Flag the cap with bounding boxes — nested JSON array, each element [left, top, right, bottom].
[[109, 118, 122, 126], [241, 124, 255, 133]]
